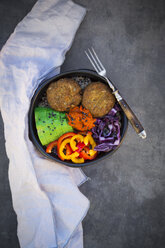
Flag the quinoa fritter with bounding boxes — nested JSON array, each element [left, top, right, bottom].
[[82, 82, 115, 117], [47, 78, 82, 112]]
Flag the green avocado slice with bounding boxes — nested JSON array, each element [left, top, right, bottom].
[[34, 107, 73, 146]]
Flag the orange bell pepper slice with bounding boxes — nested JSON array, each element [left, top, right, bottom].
[[46, 140, 58, 153]]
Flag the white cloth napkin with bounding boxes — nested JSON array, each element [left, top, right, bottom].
[[0, 0, 90, 247]]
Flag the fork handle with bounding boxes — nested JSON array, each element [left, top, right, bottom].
[[112, 90, 146, 139]]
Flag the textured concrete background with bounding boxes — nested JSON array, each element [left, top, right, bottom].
[[0, 0, 165, 247]]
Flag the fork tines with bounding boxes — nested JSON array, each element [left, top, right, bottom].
[[85, 47, 104, 74]]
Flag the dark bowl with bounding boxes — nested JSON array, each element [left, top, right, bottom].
[[28, 69, 128, 167]]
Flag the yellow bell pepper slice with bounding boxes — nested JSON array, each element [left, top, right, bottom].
[[58, 137, 84, 163], [70, 134, 84, 151], [59, 138, 72, 160], [84, 133, 97, 156], [71, 156, 85, 163]]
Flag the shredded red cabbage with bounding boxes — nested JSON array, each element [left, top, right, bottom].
[[92, 104, 121, 152]]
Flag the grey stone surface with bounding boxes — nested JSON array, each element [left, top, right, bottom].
[[0, 0, 165, 247]]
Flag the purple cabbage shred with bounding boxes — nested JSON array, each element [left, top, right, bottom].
[[92, 104, 121, 152]]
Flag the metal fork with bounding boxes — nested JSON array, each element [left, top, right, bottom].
[[85, 47, 146, 139]]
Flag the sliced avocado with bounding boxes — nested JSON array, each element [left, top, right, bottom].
[[34, 107, 73, 146]]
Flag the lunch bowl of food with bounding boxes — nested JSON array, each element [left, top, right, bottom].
[[28, 69, 128, 167]]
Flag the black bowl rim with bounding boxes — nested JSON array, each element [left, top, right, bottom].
[[28, 69, 128, 167]]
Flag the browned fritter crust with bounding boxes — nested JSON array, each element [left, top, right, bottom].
[[82, 82, 115, 117], [47, 78, 82, 112]]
